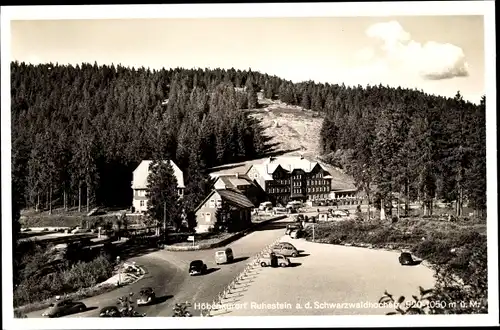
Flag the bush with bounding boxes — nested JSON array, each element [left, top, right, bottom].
[[13, 254, 113, 307]]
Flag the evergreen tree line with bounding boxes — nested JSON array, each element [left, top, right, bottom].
[[319, 89, 486, 218], [11, 62, 273, 213], [11, 61, 486, 219]]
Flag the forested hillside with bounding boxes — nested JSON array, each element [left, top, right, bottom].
[[11, 61, 486, 219], [319, 88, 486, 218]]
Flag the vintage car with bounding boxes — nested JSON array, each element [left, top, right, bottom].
[[42, 299, 87, 318], [137, 287, 156, 306], [215, 248, 234, 265], [189, 260, 208, 276], [259, 253, 291, 268], [99, 306, 120, 317], [271, 242, 299, 257], [290, 229, 304, 239], [399, 252, 415, 265], [285, 223, 303, 235]]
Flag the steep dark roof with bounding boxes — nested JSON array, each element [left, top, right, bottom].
[[216, 189, 255, 209]]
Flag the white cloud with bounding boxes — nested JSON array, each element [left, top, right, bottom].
[[363, 20, 469, 80]]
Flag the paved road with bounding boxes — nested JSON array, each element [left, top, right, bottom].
[[215, 235, 436, 316], [27, 218, 291, 318]]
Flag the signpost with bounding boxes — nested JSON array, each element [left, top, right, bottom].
[[187, 235, 195, 247]]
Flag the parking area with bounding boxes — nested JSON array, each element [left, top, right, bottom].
[[216, 235, 436, 316]]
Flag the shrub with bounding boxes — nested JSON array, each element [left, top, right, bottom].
[[13, 254, 113, 307]]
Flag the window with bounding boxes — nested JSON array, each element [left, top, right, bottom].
[[209, 199, 215, 208], [205, 212, 211, 223], [140, 201, 144, 207], [137, 190, 146, 197]]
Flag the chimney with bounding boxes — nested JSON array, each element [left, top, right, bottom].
[[236, 173, 239, 178]]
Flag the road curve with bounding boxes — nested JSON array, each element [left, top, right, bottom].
[[26, 218, 291, 318]]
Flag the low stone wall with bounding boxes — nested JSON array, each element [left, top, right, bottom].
[[205, 235, 284, 317], [165, 215, 287, 251]]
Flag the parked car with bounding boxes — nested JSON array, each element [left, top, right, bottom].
[[99, 306, 120, 317], [137, 287, 156, 306], [285, 223, 303, 235], [290, 229, 304, 239], [42, 300, 87, 317], [259, 253, 291, 267], [331, 209, 349, 217], [295, 214, 305, 222], [286, 201, 302, 211], [189, 260, 208, 276], [273, 207, 289, 214], [258, 202, 273, 211], [398, 252, 414, 265], [272, 242, 299, 257], [215, 248, 234, 264]]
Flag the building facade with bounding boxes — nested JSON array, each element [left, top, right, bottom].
[[131, 160, 185, 213], [246, 156, 333, 205], [194, 189, 254, 233]]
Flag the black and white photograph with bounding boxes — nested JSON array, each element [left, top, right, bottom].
[[1, 2, 497, 329]]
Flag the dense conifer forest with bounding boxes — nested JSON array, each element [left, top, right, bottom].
[[11, 61, 486, 219]]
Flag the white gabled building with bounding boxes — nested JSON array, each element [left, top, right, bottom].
[[131, 160, 185, 213]]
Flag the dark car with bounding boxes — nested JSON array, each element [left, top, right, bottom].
[[285, 223, 303, 235], [290, 229, 304, 239], [137, 287, 156, 306], [99, 306, 120, 317], [189, 260, 208, 276], [42, 300, 87, 317], [399, 252, 414, 265]]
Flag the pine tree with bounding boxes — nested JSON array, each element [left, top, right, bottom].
[[213, 199, 231, 233], [146, 159, 180, 236]]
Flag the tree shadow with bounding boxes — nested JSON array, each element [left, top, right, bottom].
[[204, 267, 220, 275], [230, 256, 249, 264], [114, 241, 162, 260]]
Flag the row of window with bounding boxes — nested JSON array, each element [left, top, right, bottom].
[[269, 179, 330, 187], [311, 194, 329, 200], [268, 186, 329, 194]]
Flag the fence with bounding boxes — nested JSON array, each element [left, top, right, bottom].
[[200, 235, 284, 317]]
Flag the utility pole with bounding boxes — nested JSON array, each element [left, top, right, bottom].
[[312, 223, 315, 242]]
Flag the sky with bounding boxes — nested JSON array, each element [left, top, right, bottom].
[[9, 15, 486, 104]]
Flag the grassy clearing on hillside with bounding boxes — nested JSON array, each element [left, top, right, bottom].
[[248, 97, 324, 158]]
